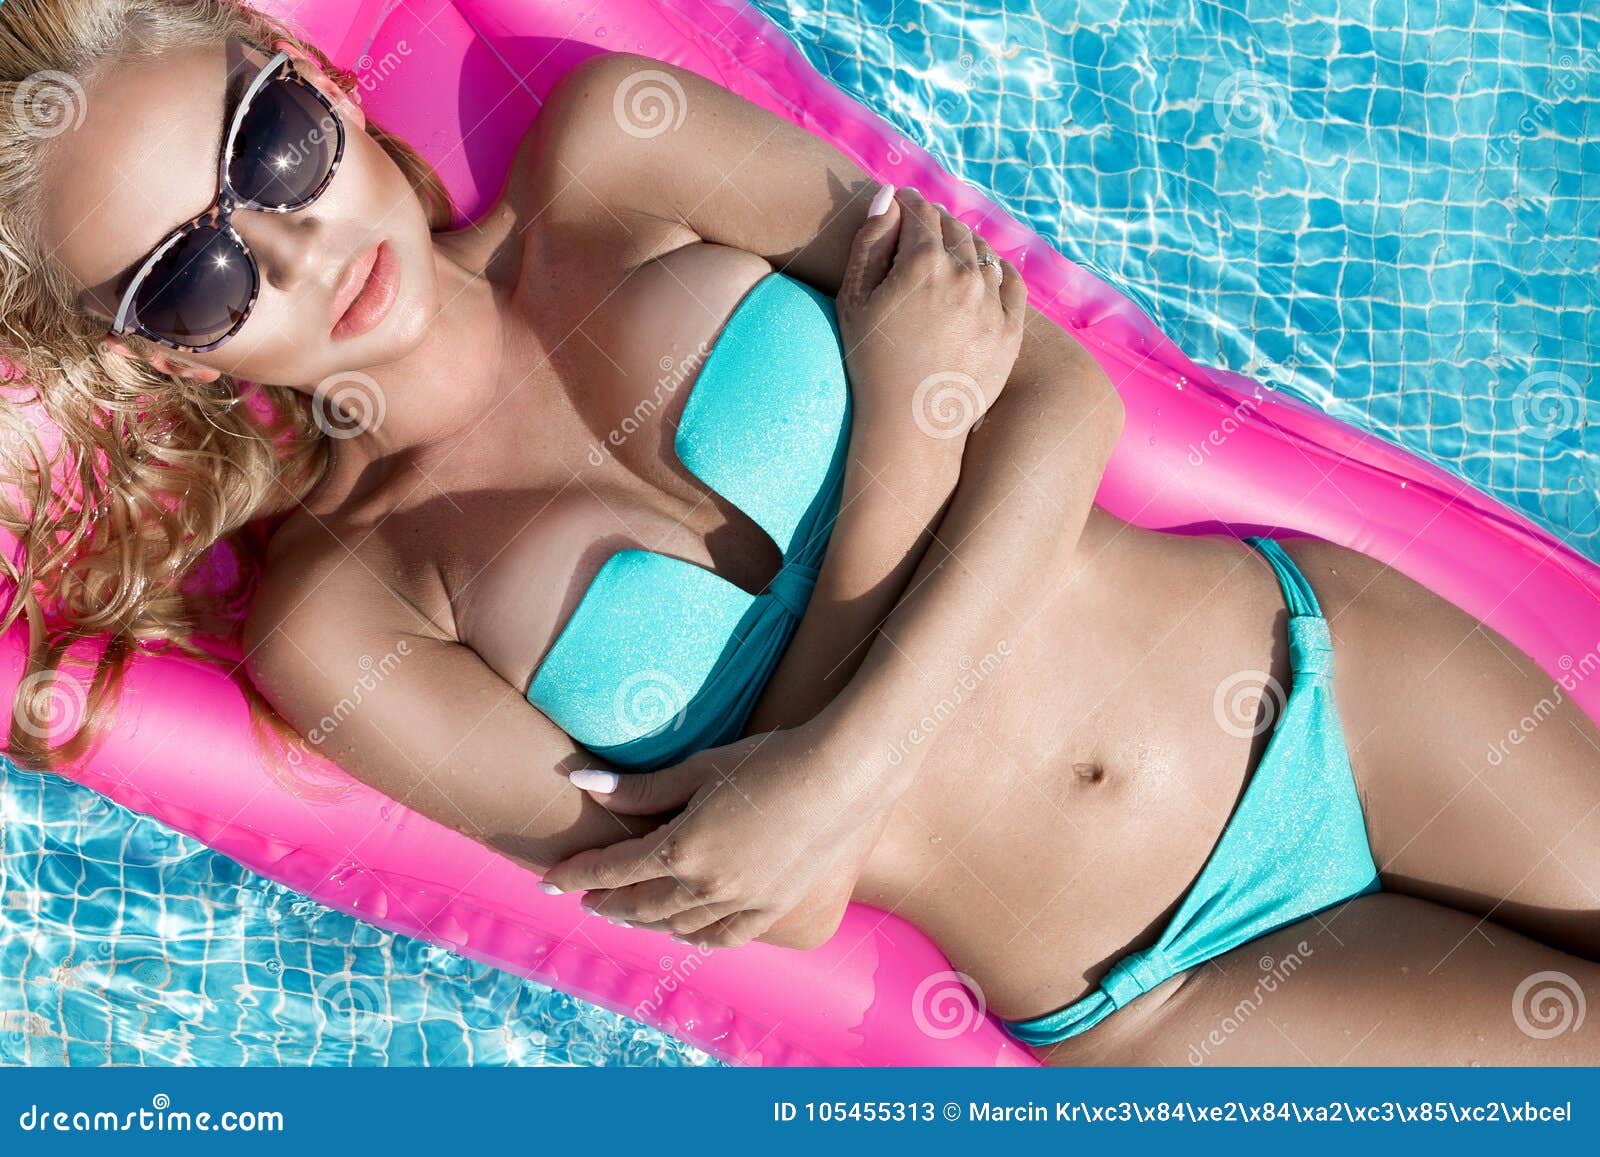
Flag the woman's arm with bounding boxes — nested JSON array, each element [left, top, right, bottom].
[[544, 307, 1122, 949], [817, 309, 1124, 801], [748, 188, 1028, 732], [536, 54, 1028, 731], [242, 535, 658, 876], [538, 55, 1124, 948], [531, 52, 877, 292]]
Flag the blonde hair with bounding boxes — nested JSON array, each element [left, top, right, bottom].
[[0, 0, 453, 766]]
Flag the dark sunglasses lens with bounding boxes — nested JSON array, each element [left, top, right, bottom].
[[127, 225, 256, 348], [228, 72, 340, 209]]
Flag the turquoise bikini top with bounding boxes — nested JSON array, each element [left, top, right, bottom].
[[526, 273, 853, 771]]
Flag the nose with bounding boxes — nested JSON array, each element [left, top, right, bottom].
[[231, 207, 327, 294]]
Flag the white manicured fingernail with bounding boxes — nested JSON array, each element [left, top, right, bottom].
[[569, 768, 619, 794], [538, 881, 564, 896], [867, 183, 895, 217]]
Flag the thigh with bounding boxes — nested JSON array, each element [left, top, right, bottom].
[[1054, 894, 1598, 1066], [1285, 538, 1600, 960]]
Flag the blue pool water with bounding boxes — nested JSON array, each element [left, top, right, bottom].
[[765, 0, 1598, 550], [2, 0, 1595, 1066]]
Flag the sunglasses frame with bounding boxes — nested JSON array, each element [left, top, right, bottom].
[[110, 45, 347, 353]]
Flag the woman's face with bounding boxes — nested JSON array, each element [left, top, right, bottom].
[[36, 39, 441, 388]]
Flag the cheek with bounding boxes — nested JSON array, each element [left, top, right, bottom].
[[187, 310, 320, 383], [380, 186, 444, 346], [187, 139, 443, 382]]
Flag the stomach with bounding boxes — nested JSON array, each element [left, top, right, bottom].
[[850, 516, 1294, 1021]]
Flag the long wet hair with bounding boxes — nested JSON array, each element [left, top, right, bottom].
[[0, 0, 454, 766]]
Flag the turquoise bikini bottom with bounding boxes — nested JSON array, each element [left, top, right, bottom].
[[1002, 535, 1382, 1048]]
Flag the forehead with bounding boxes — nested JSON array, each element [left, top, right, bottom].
[[37, 41, 234, 292]]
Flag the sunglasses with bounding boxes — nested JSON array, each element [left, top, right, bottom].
[[95, 40, 346, 353]]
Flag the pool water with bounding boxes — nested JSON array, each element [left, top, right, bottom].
[[2, 0, 1595, 1066], [765, 0, 1598, 551], [0, 762, 715, 1066]]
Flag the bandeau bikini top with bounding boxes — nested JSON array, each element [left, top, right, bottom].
[[525, 272, 853, 771]]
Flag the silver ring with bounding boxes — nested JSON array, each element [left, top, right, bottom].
[[976, 252, 1003, 285]]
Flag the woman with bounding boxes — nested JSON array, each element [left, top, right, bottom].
[[1, 0, 1596, 1066]]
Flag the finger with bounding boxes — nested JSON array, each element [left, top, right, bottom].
[[662, 901, 745, 939], [996, 257, 1027, 319], [567, 760, 708, 817], [581, 876, 716, 925], [634, 898, 749, 938], [685, 909, 772, 950], [973, 245, 1002, 292], [893, 187, 944, 257], [542, 832, 675, 894], [940, 211, 978, 269], [838, 190, 903, 305]]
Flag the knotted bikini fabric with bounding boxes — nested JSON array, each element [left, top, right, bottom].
[[1003, 536, 1381, 1047]]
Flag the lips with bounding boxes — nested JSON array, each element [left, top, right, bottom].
[[330, 240, 400, 340]]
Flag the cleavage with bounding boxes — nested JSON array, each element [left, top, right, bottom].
[[617, 466, 783, 599]]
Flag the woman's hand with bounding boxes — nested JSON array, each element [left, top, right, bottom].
[[837, 186, 1029, 451], [538, 725, 885, 949]]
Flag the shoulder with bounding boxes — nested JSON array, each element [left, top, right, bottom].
[[500, 53, 702, 262], [519, 53, 662, 188], [534, 51, 693, 150], [517, 51, 737, 220], [242, 514, 444, 698]]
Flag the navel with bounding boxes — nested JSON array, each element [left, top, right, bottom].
[[1073, 761, 1106, 784]]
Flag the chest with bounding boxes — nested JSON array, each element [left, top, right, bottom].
[[415, 238, 848, 709]]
